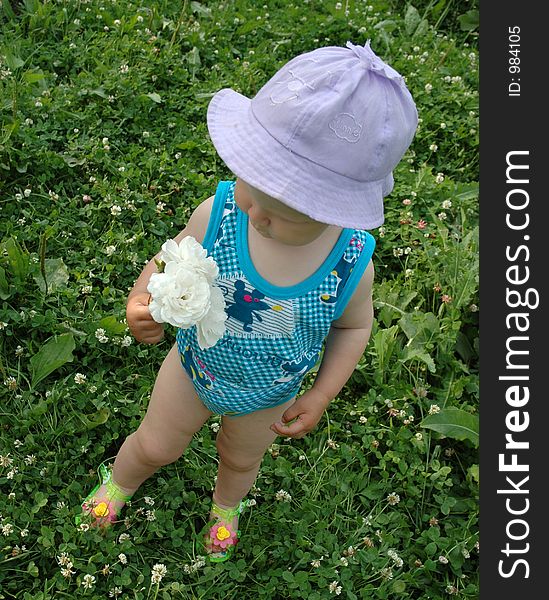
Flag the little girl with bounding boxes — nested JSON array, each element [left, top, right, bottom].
[[79, 40, 417, 562]]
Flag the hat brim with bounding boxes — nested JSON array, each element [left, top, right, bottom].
[[207, 88, 392, 230]]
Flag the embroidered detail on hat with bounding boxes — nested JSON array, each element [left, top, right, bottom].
[[269, 58, 322, 105], [329, 113, 362, 143]]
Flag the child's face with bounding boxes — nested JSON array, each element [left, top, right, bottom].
[[234, 179, 331, 246]]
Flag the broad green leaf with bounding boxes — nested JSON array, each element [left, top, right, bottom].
[[1, 49, 25, 69], [146, 92, 162, 103], [0, 266, 10, 299], [30, 333, 75, 388], [98, 315, 127, 335], [372, 324, 399, 373], [373, 19, 398, 33], [468, 464, 479, 484], [191, 1, 211, 16], [90, 88, 108, 98], [458, 10, 479, 32], [23, 71, 46, 83], [404, 5, 421, 36], [3, 238, 29, 280], [399, 312, 439, 345], [62, 155, 86, 167], [413, 18, 429, 38], [421, 408, 479, 447], [392, 581, 406, 594], [83, 408, 110, 429], [34, 257, 69, 294], [401, 347, 436, 373]]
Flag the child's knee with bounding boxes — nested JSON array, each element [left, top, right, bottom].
[[132, 428, 184, 468], [216, 431, 263, 473]]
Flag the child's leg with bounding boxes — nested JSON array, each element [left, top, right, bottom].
[[205, 398, 296, 558], [111, 343, 212, 492], [82, 343, 211, 523], [214, 397, 296, 507]]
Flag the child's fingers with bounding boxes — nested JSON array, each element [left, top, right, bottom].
[[270, 416, 307, 438], [281, 403, 302, 424]]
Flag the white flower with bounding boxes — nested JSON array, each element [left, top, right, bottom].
[[74, 373, 87, 384], [148, 237, 227, 348], [148, 262, 211, 327], [95, 328, 109, 343], [57, 552, 71, 566], [442, 199, 452, 209], [82, 574, 96, 589], [111, 205, 122, 216], [210, 422, 220, 433], [311, 559, 322, 567], [196, 284, 228, 349], [329, 581, 342, 595], [160, 237, 218, 283], [438, 555, 449, 564], [2, 523, 14, 535], [118, 553, 127, 564], [275, 489, 292, 502], [386, 492, 400, 505], [151, 563, 167, 584], [428, 404, 441, 415]]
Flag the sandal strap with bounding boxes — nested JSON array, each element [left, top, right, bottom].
[[97, 462, 133, 503], [211, 499, 247, 520]]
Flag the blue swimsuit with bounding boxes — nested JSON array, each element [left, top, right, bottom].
[[176, 181, 375, 416]]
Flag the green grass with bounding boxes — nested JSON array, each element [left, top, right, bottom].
[[0, 1, 478, 598]]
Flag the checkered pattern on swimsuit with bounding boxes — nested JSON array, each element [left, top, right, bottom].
[[176, 181, 374, 416]]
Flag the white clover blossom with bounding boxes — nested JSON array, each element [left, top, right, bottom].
[[82, 574, 96, 589], [275, 489, 292, 502], [151, 563, 167, 584], [74, 373, 87, 384], [147, 237, 227, 348], [183, 556, 206, 574], [386, 492, 401, 505], [329, 581, 342, 595]]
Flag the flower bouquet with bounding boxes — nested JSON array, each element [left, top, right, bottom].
[[147, 237, 227, 349]]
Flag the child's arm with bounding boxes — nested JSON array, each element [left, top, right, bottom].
[[126, 195, 214, 344], [270, 261, 374, 438]]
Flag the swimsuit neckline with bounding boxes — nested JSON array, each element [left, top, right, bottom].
[[236, 206, 353, 300]]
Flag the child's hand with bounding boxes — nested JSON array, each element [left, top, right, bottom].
[[270, 389, 330, 439], [126, 292, 164, 344]]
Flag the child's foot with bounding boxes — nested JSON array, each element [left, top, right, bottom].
[[77, 463, 133, 528], [204, 499, 247, 562]]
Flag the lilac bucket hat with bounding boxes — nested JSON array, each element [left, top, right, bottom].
[[207, 41, 418, 229]]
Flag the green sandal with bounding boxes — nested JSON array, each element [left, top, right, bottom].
[[76, 462, 132, 528], [205, 499, 248, 563]]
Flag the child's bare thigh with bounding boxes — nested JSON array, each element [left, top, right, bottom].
[[137, 343, 212, 452]]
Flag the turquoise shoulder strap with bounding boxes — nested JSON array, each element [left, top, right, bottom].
[[202, 180, 233, 252], [332, 232, 376, 320]]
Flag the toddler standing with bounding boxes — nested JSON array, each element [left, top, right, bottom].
[[79, 41, 417, 562]]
